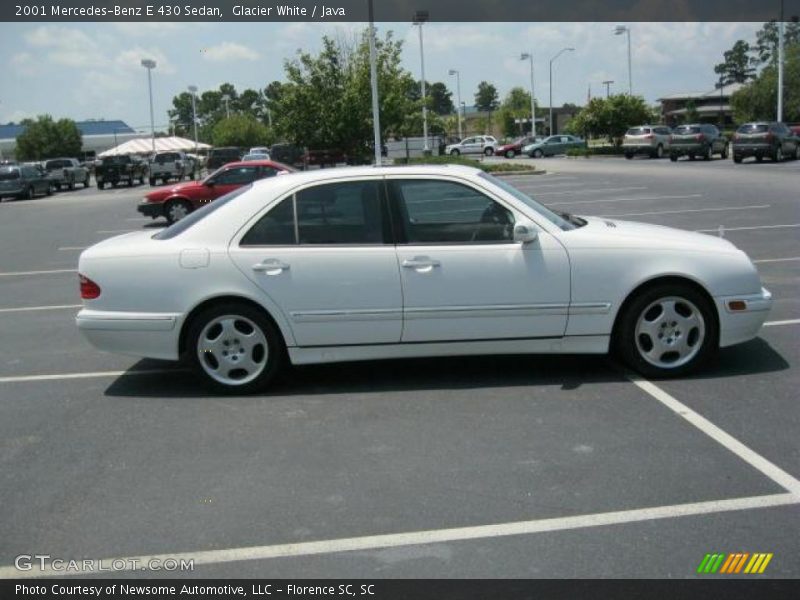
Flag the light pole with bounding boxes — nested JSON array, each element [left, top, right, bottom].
[[549, 47, 574, 135], [614, 25, 632, 95], [368, 0, 381, 165], [448, 69, 463, 140], [778, 0, 785, 121], [520, 53, 536, 136], [141, 58, 157, 153], [188, 85, 199, 155], [413, 10, 429, 154], [602, 80, 614, 98], [221, 93, 231, 119]]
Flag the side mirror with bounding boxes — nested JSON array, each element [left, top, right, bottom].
[[513, 221, 539, 244]]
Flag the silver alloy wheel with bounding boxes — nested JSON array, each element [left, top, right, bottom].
[[656, 144, 664, 158], [634, 296, 706, 369], [167, 201, 190, 222], [197, 315, 269, 386], [776, 147, 783, 162]]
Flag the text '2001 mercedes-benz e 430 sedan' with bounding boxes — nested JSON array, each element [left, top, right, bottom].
[[76, 165, 772, 393]]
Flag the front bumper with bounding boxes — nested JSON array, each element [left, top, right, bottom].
[[137, 201, 163, 218], [716, 287, 773, 347], [76, 308, 182, 360]]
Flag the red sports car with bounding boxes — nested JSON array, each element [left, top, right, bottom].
[[137, 160, 294, 223]]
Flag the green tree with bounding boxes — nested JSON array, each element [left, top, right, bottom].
[[211, 113, 272, 148], [474, 81, 500, 112], [752, 20, 800, 65], [497, 86, 535, 137], [564, 95, 657, 145], [428, 82, 454, 115], [731, 43, 800, 122], [684, 100, 701, 123], [714, 40, 757, 85], [15, 115, 82, 160]]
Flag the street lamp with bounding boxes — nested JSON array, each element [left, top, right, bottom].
[[188, 85, 199, 155], [140, 58, 157, 153], [448, 68, 463, 140], [549, 47, 574, 135], [413, 10, 429, 154], [221, 93, 231, 119], [614, 25, 632, 95], [520, 53, 536, 136], [368, 0, 381, 165], [778, 0, 785, 121], [602, 80, 614, 98]]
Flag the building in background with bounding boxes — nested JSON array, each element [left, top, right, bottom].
[[658, 82, 745, 128]]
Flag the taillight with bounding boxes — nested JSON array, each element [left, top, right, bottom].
[[644, 134, 654, 139], [79, 274, 101, 299], [695, 134, 705, 141], [765, 132, 774, 142]]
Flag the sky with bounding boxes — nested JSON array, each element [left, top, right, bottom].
[[0, 21, 764, 132]]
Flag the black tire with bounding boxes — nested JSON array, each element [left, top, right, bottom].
[[654, 144, 664, 159], [84, 176, 91, 188], [149, 177, 156, 186], [669, 154, 678, 162], [186, 302, 286, 394], [450, 149, 460, 156], [505, 150, 515, 159], [614, 282, 718, 379], [533, 149, 544, 158], [733, 155, 742, 164], [721, 145, 728, 159], [703, 145, 713, 161], [164, 199, 192, 224], [688, 153, 696, 161], [773, 147, 783, 163], [98, 181, 105, 189], [484, 147, 494, 156], [756, 155, 763, 163], [624, 152, 633, 160], [45, 185, 53, 196], [68, 178, 75, 191], [26, 186, 34, 200], [139, 176, 145, 185]]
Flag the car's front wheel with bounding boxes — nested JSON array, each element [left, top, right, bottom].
[[615, 283, 717, 378], [187, 302, 285, 394], [165, 199, 192, 224], [505, 149, 515, 158], [450, 149, 460, 156], [532, 149, 544, 158], [484, 147, 494, 156]]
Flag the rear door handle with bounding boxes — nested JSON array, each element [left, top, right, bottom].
[[402, 257, 441, 270], [252, 259, 290, 274]]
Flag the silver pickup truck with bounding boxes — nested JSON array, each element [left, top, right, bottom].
[[43, 158, 91, 190], [148, 151, 197, 186]]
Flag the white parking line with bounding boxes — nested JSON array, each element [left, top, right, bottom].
[[58, 246, 88, 251], [602, 205, 770, 218], [696, 224, 800, 233], [0, 268, 76, 278], [534, 186, 648, 197], [548, 194, 702, 207], [0, 304, 81, 314], [2, 492, 794, 578], [628, 375, 800, 496], [765, 319, 800, 327], [754, 257, 800, 264], [0, 369, 178, 384]]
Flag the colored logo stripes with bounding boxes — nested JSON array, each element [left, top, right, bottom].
[[697, 553, 773, 574]]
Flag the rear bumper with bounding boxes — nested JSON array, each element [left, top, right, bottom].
[[0, 186, 24, 197], [76, 308, 182, 360], [733, 144, 772, 157], [716, 287, 773, 347], [670, 143, 705, 154], [623, 144, 658, 154], [137, 201, 163, 218]]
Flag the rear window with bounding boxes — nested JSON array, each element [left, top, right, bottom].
[[626, 127, 651, 135], [0, 168, 20, 180], [674, 126, 702, 134], [737, 124, 769, 134], [153, 185, 251, 240], [154, 153, 180, 163]]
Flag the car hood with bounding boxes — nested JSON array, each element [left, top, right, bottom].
[[146, 180, 203, 200], [566, 216, 741, 254]]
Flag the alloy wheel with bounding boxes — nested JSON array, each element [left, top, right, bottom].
[[634, 296, 706, 369], [196, 315, 269, 386]]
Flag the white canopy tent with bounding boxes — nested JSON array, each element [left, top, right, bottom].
[[98, 136, 211, 157]]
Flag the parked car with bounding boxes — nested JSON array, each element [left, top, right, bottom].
[[248, 146, 270, 157], [43, 157, 91, 190], [623, 125, 672, 159], [731, 122, 800, 163], [78, 164, 771, 393], [495, 136, 538, 158], [270, 143, 306, 169], [242, 153, 270, 162], [206, 147, 243, 170], [669, 124, 729, 161], [137, 159, 294, 224], [445, 135, 497, 156], [95, 155, 147, 189], [523, 135, 586, 158], [0, 164, 52, 200], [148, 151, 195, 186]]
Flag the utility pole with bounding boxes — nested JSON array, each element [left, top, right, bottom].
[[448, 69, 463, 140], [368, 0, 382, 165], [520, 53, 536, 136], [778, 0, 785, 121], [603, 80, 614, 98], [413, 10, 430, 154]]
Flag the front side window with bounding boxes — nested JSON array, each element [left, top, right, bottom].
[[211, 166, 259, 186], [392, 179, 515, 244], [241, 180, 386, 246]]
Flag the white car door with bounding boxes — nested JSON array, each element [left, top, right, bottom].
[[228, 178, 403, 347], [387, 176, 571, 342]]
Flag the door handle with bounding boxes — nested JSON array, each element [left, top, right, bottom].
[[252, 259, 290, 274], [402, 257, 441, 270]]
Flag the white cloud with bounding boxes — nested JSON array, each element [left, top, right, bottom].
[[111, 23, 187, 36], [24, 26, 100, 67], [10, 52, 38, 74], [202, 42, 260, 62]]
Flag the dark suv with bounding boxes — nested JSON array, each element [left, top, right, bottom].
[[732, 122, 800, 163], [669, 124, 729, 161], [206, 147, 242, 170]]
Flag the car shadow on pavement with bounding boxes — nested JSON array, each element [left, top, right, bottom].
[[103, 337, 788, 399]]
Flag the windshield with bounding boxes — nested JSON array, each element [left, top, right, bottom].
[[479, 172, 578, 231], [0, 168, 20, 180], [737, 124, 769, 133], [153, 185, 251, 240]]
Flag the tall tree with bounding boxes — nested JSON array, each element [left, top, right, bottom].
[[474, 81, 500, 112], [15, 115, 82, 160], [713, 40, 757, 85], [564, 94, 657, 145], [498, 86, 534, 136], [732, 43, 800, 122], [211, 113, 272, 147], [752, 20, 800, 65], [427, 82, 454, 115]]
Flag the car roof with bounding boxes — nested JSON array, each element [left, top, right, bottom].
[[222, 159, 293, 169], [249, 163, 482, 188]]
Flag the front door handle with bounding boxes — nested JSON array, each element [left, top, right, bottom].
[[252, 259, 290, 274], [402, 257, 441, 272]]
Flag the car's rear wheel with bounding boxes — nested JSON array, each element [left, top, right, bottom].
[[669, 153, 678, 162], [533, 149, 544, 158], [187, 303, 285, 394], [721, 145, 729, 159], [505, 149, 515, 158], [624, 152, 633, 160], [98, 181, 105, 189], [704, 145, 713, 161], [25, 186, 34, 200], [450, 149, 460, 156], [733, 155, 742, 164], [615, 283, 717, 378], [165, 199, 192, 224], [654, 144, 664, 159], [84, 176, 91, 188], [484, 147, 494, 156], [773, 147, 783, 162], [756, 155, 763, 163], [688, 153, 696, 161], [68, 178, 75, 190]]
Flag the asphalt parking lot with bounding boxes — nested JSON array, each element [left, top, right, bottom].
[[0, 155, 798, 579]]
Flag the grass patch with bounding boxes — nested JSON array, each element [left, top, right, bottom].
[[393, 155, 538, 173]]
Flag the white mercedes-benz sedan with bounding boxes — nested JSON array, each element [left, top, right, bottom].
[[76, 165, 772, 393]]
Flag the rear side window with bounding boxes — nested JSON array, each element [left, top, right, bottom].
[[737, 124, 769, 134], [240, 181, 386, 246]]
